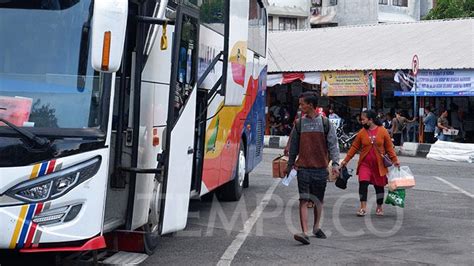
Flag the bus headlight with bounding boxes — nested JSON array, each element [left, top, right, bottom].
[[16, 182, 52, 201], [7, 157, 101, 203]]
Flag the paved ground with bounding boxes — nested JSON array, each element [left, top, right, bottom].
[[1, 149, 473, 265], [142, 149, 474, 265]]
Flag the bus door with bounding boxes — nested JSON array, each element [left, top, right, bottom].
[[159, 5, 199, 235]]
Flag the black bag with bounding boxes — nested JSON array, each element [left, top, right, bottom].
[[335, 166, 352, 190]]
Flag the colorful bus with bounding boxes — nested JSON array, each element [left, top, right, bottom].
[[0, 0, 267, 255]]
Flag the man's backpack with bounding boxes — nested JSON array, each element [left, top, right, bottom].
[[295, 115, 330, 138]]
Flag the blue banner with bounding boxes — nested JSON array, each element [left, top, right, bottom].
[[394, 70, 474, 97], [394, 91, 474, 97]]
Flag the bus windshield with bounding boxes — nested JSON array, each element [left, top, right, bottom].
[[0, 0, 104, 130]]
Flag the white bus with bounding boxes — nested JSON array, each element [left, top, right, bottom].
[[0, 0, 267, 255]]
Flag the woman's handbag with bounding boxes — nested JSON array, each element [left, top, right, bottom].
[[369, 132, 393, 168], [381, 153, 393, 168]]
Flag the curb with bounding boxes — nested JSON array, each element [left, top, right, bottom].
[[264, 135, 432, 157], [264, 135, 289, 149]]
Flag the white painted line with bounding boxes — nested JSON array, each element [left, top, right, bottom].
[[433, 176, 474, 199], [217, 179, 280, 266]]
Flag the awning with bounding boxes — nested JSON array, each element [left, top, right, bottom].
[[267, 72, 321, 87]]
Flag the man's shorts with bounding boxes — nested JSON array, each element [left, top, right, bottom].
[[297, 168, 328, 203]]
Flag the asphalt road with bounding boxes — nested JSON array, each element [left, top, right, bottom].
[[1, 149, 472, 265], [143, 148, 474, 265]]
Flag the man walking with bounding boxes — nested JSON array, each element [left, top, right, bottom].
[[422, 106, 437, 143], [286, 92, 340, 245]]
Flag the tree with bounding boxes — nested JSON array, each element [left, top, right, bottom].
[[424, 0, 474, 20], [29, 100, 59, 128]]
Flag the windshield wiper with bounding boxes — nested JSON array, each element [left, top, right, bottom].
[[0, 117, 50, 148]]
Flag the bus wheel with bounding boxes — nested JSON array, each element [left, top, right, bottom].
[[243, 172, 249, 188], [217, 140, 246, 201], [143, 224, 159, 255], [143, 176, 161, 255]]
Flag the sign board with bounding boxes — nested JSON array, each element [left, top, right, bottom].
[[394, 70, 474, 96], [321, 71, 376, 97], [412, 55, 419, 76]]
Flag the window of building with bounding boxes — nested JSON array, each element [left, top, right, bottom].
[[248, 0, 267, 57], [279, 17, 297, 31], [311, 0, 322, 7], [268, 16, 273, 31], [329, 0, 337, 6], [392, 0, 408, 7], [379, 0, 388, 4]]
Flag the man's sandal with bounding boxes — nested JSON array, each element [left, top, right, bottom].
[[376, 208, 384, 216], [356, 209, 366, 217]]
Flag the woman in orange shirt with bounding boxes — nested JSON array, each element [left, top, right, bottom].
[[340, 110, 400, 216]]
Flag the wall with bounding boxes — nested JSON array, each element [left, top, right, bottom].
[[336, 0, 378, 26], [420, 0, 434, 18], [268, 0, 309, 8], [379, 0, 420, 21], [268, 0, 311, 30]]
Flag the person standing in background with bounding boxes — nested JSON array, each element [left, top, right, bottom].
[[391, 111, 416, 146], [450, 103, 464, 141], [437, 110, 452, 141], [383, 113, 393, 134], [422, 106, 437, 144], [328, 108, 340, 120]]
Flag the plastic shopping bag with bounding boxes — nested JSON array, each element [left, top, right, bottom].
[[281, 169, 297, 186], [387, 166, 415, 191], [385, 189, 405, 208]]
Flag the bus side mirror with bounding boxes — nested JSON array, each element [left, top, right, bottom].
[[91, 0, 128, 73]]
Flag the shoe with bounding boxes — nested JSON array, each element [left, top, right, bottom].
[[356, 209, 366, 217], [313, 229, 327, 239], [294, 233, 310, 245]]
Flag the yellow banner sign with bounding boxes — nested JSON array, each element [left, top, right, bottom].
[[321, 71, 375, 97]]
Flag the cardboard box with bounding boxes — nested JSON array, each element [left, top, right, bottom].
[[272, 156, 288, 178], [443, 129, 459, 136], [388, 178, 416, 191]]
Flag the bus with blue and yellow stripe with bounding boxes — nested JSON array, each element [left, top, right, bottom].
[[0, 0, 267, 255]]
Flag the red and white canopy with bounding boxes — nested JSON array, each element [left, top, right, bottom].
[[267, 72, 321, 87]]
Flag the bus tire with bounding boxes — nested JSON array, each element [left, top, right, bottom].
[[143, 224, 160, 255], [216, 140, 245, 201], [243, 172, 249, 188], [200, 191, 215, 202]]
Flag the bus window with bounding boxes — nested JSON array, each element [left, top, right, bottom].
[[197, 0, 226, 35], [174, 14, 198, 121], [247, 0, 266, 57]]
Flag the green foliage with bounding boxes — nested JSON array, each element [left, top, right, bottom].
[[424, 0, 474, 20], [200, 0, 224, 24], [30, 100, 58, 128]]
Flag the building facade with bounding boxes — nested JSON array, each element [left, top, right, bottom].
[[267, 19, 474, 143], [311, 0, 435, 28], [268, 0, 311, 31]]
